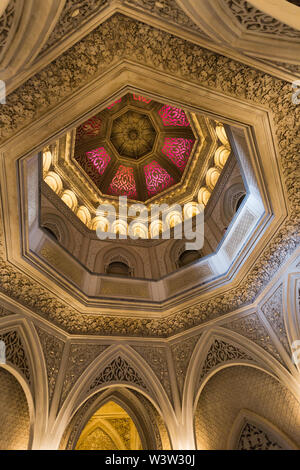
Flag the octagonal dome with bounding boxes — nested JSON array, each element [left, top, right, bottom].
[[110, 109, 156, 160], [73, 93, 196, 202]]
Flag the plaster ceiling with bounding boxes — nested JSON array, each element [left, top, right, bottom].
[[72, 93, 196, 202]]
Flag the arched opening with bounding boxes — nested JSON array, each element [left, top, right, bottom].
[[106, 261, 131, 277], [61, 387, 171, 450], [178, 250, 202, 268], [75, 401, 142, 450], [235, 194, 245, 213], [42, 225, 58, 241], [0, 368, 30, 450], [194, 365, 300, 450]]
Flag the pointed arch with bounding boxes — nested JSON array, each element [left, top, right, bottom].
[[60, 387, 164, 450], [283, 271, 300, 374], [227, 409, 298, 450], [0, 315, 48, 449], [182, 326, 300, 431], [54, 344, 177, 450]]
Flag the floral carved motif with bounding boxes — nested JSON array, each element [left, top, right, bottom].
[[198, 339, 253, 386], [225, 0, 300, 38], [0, 330, 31, 383], [40, 0, 109, 54], [36, 327, 65, 405], [60, 343, 108, 407], [224, 313, 285, 367], [171, 334, 201, 396], [133, 345, 172, 402], [261, 286, 290, 355], [238, 422, 282, 450], [0, 0, 15, 54], [88, 356, 148, 392]]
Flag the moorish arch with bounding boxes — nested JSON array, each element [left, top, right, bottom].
[[41, 211, 75, 253], [59, 387, 170, 450], [0, 367, 31, 450], [53, 344, 176, 450], [194, 364, 300, 450], [0, 316, 48, 449], [182, 325, 300, 442], [94, 245, 145, 277]]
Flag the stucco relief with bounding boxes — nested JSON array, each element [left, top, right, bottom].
[[0, 15, 298, 337]]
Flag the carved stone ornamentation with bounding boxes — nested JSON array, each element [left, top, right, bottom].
[[131, 389, 163, 450], [40, 0, 109, 54], [261, 286, 290, 355], [36, 327, 65, 405], [60, 343, 108, 407], [0, 0, 15, 54], [171, 334, 201, 396], [224, 313, 285, 366], [123, 0, 203, 33], [0, 306, 14, 318], [61, 392, 100, 449], [238, 422, 282, 450], [224, 0, 300, 38], [198, 339, 253, 387], [0, 330, 31, 383], [0, 15, 298, 337], [133, 345, 172, 402], [88, 356, 148, 392]]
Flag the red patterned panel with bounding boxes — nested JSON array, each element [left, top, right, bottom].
[[158, 105, 190, 127], [144, 161, 174, 196], [107, 98, 122, 109], [108, 165, 138, 199], [86, 147, 111, 176], [133, 94, 152, 104], [76, 116, 102, 142], [161, 138, 195, 172], [75, 154, 103, 186]]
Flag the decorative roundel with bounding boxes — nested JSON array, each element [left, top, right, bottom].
[[73, 93, 196, 202]]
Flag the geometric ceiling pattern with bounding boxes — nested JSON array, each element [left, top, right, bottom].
[[74, 93, 196, 201]]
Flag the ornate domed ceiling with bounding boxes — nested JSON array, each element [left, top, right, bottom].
[[73, 93, 196, 202]]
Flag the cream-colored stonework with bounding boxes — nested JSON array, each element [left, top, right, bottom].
[[0, 0, 299, 451]]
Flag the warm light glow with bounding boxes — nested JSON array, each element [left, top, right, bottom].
[[206, 167, 221, 190], [44, 171, 63, 194], [130, 222, 148, 239], [165, 210, 182, 228], [108, 165, 137, 199], [111, 219, 128, 236], [42, 150, 52, 173], [184, 202, 200, 219], [149, 220, 163, 238], [215, 124, 229, 147], [214, 145, 230, 169], [91, 216, 109, 232], [198, 186, 211, 206], [61, 190, 78, 211], [76, 206, 91, 225], [75, 401, 142, 450]]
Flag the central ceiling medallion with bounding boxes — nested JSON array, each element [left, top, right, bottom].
[[73, 93, 196, 202], [110, 110, 156, 160]]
